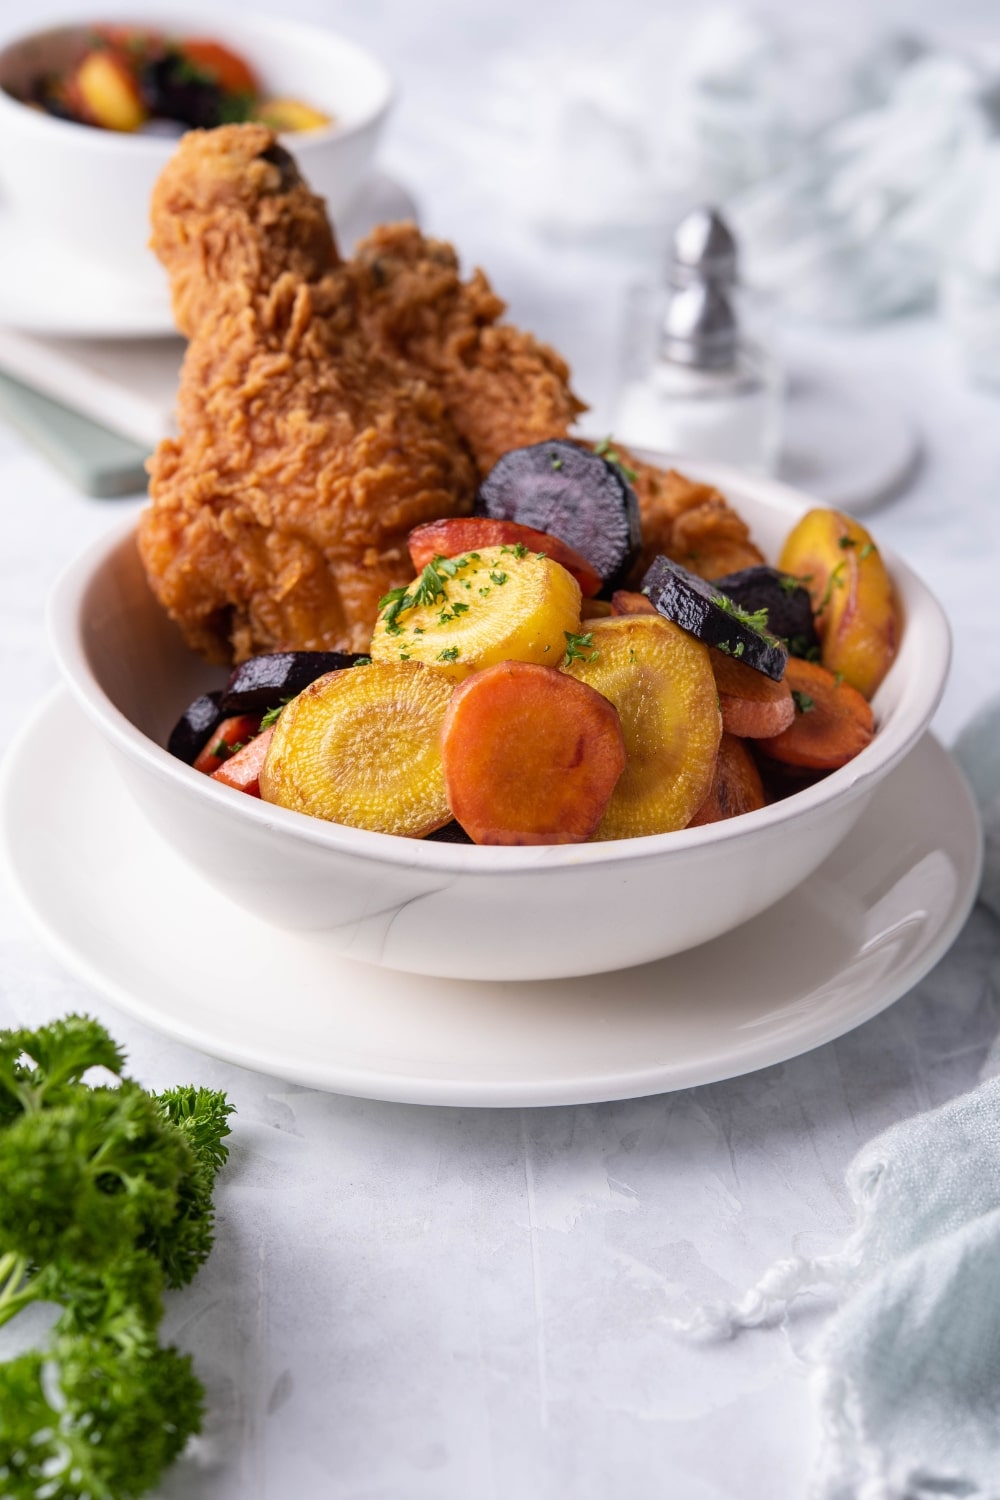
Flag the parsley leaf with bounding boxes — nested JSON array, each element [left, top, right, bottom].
[[712, 593, 770, 633], [594, 436, 638, 485], [792, 690, 816, 714], [0, 1015, 233, 1498], [564, 630, 599, 664]]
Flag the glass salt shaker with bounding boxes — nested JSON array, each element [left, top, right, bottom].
[[614, 208, 783, 474]]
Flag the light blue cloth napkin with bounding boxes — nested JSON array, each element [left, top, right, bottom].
[[671, 703, 1000, 1500]]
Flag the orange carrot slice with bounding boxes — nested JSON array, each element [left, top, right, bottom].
[[581, 598, 614, 619], [610, 590, 658, 616], [440, 662, 626, 845], [687, 733, 766, 826], [407, 518, 602, 597], [711, 648, 795, 739], [211, 726, 274, 797], [193, 714, 262, 775], [179, 39, 259, 96], [754, 659, 874, 770]]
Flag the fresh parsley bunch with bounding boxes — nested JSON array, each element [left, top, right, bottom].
[[0, 1015, 234, 1499]]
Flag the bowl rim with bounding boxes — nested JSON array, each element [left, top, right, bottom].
[[0, 8, 394, 153], [47, 457, 952, 874]]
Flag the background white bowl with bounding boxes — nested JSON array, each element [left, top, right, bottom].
[[0, 11, 393, 292], [48, 461, 951, 982]]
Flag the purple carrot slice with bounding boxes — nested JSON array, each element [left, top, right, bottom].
[[474, 440, 641, 592], [642, 555, 788, 680], [220, 651, 366, 714], [167, 691, 225, 764]]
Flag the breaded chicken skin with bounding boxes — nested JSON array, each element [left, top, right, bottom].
[[140, 125, 761, 663]]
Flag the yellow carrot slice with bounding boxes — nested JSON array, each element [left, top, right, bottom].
[[369, 546, 581, 681], [561, 616, 721, 839], [260, 663, 453, 836]]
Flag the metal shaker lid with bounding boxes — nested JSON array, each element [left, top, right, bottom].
[[670, 206, 738, 287], [660, 280, 737, 369]]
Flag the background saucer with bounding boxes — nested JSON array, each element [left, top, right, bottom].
[[0, 690, 982, 1106], [0, 171, 417, 338]]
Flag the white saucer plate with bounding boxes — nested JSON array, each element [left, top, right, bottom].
[[1, 691, 983, 1107], [0, 172, 417, 338]]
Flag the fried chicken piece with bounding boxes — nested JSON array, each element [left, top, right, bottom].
[[141, 125, 478, 661], [346, 223, 586, 474], [140, 125, 762, 664], [627, 461, 765, 582]]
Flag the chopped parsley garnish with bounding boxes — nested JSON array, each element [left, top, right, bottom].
[[451, 601, 470, 616], [594, 436, 638, 484], [564, 630, 599, 664], [499, 543, 530, 559], [550, 453, 563, 470], [378, 554, 474, 633], [815, 561, 847, 617], [792, 690, 816, 714], [437, 646, 460, 662], [260, 699, 292, 729], [712, 593, 770, 634], [211, 738, 233, 758], [778, 574, 802, 596], [837, 535, 875, 558], [352, 655, 372, 666], [489, 570, 508, 587], [786, 635, 821, 662]]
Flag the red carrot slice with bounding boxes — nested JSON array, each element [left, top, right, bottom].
[[408, 518, 602, 597], [192, 714, 262, 775], [440, 661, 626, 844], [211, 726, 274, 797]]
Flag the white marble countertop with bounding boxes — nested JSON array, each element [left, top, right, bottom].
[[1, 1, 1000, 1496]]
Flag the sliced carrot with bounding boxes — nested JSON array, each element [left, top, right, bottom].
[[192, 714, 262, 775], [260, 664, 453, 836], [687, 734, 765, 826], [754, 659, 874, 771], [581, 598, 613, 619], [753, 750, 827, 804], [711, 648, 795, 739], [210, 726, 274, 796], [407, 518, 602, 598], [178, 39, 259, 96], [440, 662, 626, 845], [610, 590, 657, 616]]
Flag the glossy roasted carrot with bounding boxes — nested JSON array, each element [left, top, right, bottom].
[[711, 648, 795, 739], [754, 659, 874, 770], [210, 726, 274, 797], [192, 714, 262, 775], [687, 733, 766, 825], [610, 590, 658, 616], [440, 661, 626, 845], [407, 517, 602, 597], [580, 598, 614, 619]]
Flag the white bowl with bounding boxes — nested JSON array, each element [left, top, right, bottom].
[[0, 12, 392, 293], [47, 461, 950, 982]]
